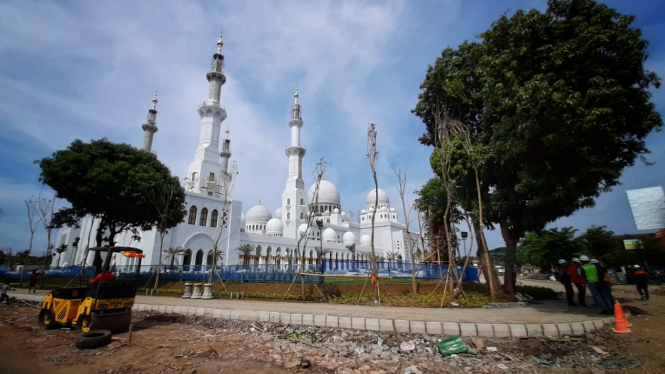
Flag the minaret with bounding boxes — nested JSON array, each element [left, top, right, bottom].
[[186, 32, 228, 195], [141, 92, 159, 152], [281, 87, 308, 237], [218, 124, 232, 197]]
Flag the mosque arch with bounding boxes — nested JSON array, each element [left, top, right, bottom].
[[183, 249, 192, 267], [255, 245, 262, 265]]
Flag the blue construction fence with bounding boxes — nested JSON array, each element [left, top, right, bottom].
[[3, 261, 478, 283]]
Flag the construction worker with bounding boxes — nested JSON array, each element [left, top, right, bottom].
[[90, 270, 115, 285], [569, 258, 587, 307], [634, 265, 649, 301], [556, 259, 576, 306], [28, 270, 41, 294], [1, 280, 15, 305], [580, 255, 613, 314]]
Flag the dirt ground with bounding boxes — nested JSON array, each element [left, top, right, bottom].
[[0, 284, 664, 374]]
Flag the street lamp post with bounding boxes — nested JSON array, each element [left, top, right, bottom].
[[461, 231, 468, 257]]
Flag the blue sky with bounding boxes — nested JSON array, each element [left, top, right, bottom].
[[1, 0, 663, 256]]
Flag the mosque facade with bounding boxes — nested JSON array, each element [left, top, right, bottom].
[[52, 33, 421, 271]]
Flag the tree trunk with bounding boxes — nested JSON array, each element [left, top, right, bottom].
[[499, 219, 518, 299]]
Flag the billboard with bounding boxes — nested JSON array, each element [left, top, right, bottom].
[[623, 239, 642, 250], [626, 187, 665, 231]]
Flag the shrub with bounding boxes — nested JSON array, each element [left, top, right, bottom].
[[516, 285, 558, 300]]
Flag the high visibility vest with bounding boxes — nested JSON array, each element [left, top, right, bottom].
[[582, 263, 598, 283]]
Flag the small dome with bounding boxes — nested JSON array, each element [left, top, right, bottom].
[[246, 202, 272, 223], [322, 228, 336, 241], [361, 209, 367, 214], [360, 234, 371, 246], [298, 223, 311, 236], [333, 208, 340, 214], [274, 207, 282, 219], [366, 188, 389, 205], [343, 231, 356, 244], [341, 211, 347, 216], [266, 218, 283, 234], [324, 210, 331, 216], [390, 207, 396, 213], [308, 179, 341, 205], [380, 206, 387, 212]]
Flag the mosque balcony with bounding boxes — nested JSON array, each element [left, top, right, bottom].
[[285, 145, 306, 156], [198, 101, 226, 112]]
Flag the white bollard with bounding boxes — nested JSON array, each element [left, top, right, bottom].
[[201, 284, 214, 300], [182, 282, 193, 298]]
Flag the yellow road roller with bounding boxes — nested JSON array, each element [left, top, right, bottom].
[[38, 247, 144, 333]]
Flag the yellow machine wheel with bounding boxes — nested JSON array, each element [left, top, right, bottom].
[[78, 314, 93, 333], [38, 309, 56, 329]]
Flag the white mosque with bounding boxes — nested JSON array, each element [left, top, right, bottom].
[[52, 33, 421, 272]]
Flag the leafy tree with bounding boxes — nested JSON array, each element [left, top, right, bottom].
[[165, 247, 187, 270], [517, 227, 583, 269], [413, 0, 662, 297], [578, 226, 620, 261], [54, 243, 68, 267], [38, 138, 184, 250], [236, 244, 255, 266]]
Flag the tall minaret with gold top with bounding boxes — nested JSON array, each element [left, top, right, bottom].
[[186, 32, 228, 196], [281, 87, 308, 237], [141, 92, 159, 152]]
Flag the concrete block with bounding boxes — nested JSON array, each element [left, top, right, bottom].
[[259, 311, 270, 322], [583, 321, 596, 332], [280, 313, 291, 324], [493, 324, 511, 338], [443, 322, 460, 336], [165, 305, 174, 314], [172, 306, 181, 314], [593, 319, 605, 330], [526, 324, 543, 337], [410, 321, 427, 334], [230, 310, 240, 320], [394, 320, 410, 333], [314, 315, 326, 327], [556, 323, 572, 336], [542, 324, 559, 337], [339, 316, 352, 329], [195, 308, 205, 316], [137, 304, 146, 311], [379, 319, 394, 332], [150, 305, 160, 311], [204, 308, 213, 317], [291, 313, 303, 325], [602, 317, 614, 326], [352, 317, 365, 330], [509, 324, 528, 338], [477, 324, 494, 337], [326, 316, 339, 328], [158, 305, 166, 313], [302, 314, 314, 326], [221, 309, 231, 319], [425, 322, 443, 335], [269, 312, 280, 323], [212, 309, 222, 319], [366, 318, 380, 331], [187, 307, 197, 316], [459, 323, 478, 337], [249, 311, 260, 321], [239, 310, 251, 321], [570, 322, 585, 335]]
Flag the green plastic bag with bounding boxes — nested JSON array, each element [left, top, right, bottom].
[[438, 336, 467, 356]]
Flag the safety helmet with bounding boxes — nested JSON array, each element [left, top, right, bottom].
[[634, 264, 641, 268], [571, 258, 580, 263], [558, 259, 567, 264], [579, 255, 590, 262], [590, 259, 599, 264]]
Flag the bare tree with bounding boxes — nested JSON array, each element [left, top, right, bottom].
[[37, 195, 57, 276], [366, 123, 380, 303], [207, 161, 239, 285], [22, 196, 42, 284], [144, 180, 187, 291], [392, 164, 418, 293]]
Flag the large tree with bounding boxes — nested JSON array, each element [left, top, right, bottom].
[[38, 138, 185, 251], [414, 0, 662, 297]]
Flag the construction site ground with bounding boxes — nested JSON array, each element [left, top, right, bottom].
[[1, 281, 663, 374]]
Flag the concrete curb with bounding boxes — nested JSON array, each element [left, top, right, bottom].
[[14, 293, 621, 338]]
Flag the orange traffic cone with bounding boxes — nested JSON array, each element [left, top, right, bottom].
[[612, 300, 631, 333]]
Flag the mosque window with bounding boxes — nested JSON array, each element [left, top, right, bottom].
[[287, 198, 291, 205], [209, 172, 215, 181], [327, 219, 330, 223], [200, 208, 208, 226], [287, 212, 291, 220], [211, 210, 218, 227], [300, 199, 304, 205], [300, 212, 304, 219], [188, 206, 197, 224]]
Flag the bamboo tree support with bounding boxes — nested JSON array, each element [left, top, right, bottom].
[[357, 273, 371, 305]]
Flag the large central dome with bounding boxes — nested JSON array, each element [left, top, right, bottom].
[[308, 179, 341, 205], [246, 202, 272, 223]]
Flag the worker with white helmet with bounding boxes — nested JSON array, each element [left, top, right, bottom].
[[569, 258, 587, 307], [580, 256, 613, 314], [556, 259, 576, 306], [633, 265, 649, 301]]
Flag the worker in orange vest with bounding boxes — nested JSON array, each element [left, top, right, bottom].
[[569, 258, 587, 307], [633, 265, 649, 301]]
